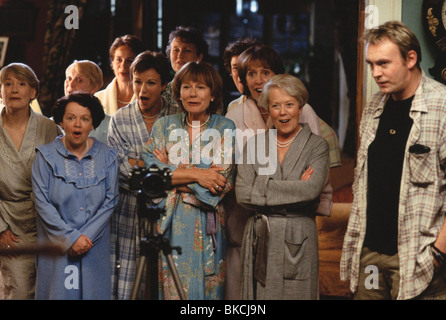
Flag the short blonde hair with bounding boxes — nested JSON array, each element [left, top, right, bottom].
[[66, 60, 103, 91], [363, 20, 422, 69], [0, 63, 39, 99], [258, 74, 309, 110]]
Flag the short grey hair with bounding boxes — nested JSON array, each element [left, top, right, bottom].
[[258, 74, 309, 110]]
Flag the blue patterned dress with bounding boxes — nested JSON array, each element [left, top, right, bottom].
[[142, 113, 235, 299]]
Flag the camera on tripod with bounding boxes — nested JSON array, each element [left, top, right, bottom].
[[127, 164, 185, 300], [128, 164, 173, 199]]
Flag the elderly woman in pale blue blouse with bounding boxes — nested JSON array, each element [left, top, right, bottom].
[[32, 93, 119, 299], [142, 61, 235, 300]]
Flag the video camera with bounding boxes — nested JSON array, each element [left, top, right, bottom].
[[128, 164, 173, 199]]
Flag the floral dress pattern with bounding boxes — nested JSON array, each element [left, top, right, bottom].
[[142, 113, 235, 299]]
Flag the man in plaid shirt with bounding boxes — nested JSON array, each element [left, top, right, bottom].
[[341, 21, 446, 300]]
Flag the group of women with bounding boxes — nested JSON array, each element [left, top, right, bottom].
[[0, 25, 330, 300]]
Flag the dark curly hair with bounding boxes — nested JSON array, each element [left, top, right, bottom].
[[222, 37, 261, 74], [165, 26, 209, 62], [52, 93, 105, 129]]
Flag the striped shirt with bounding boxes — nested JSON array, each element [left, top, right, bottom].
[[340, 73, 446, 300], [107, 97, 179, 299]]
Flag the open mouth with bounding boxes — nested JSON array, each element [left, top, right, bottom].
[[279, 119, 290, 124], [140, 96, 149, 101], [73, 131, 82, 138]]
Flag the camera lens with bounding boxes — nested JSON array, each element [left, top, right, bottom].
[[142, 173, 164, 198]]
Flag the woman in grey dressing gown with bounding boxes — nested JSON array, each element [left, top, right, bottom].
[[236, 74, 329, 300], [0, 63, 60, 299]]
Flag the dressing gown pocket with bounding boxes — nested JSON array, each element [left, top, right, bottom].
[[408, 151, 434, 185], [284, 235, 309, 280]]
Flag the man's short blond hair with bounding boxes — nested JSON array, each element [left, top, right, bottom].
[[363, 20, 422, 69]]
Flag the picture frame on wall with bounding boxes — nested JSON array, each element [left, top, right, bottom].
[[0, 37, 8, 68]]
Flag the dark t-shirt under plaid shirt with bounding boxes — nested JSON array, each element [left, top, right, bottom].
[[365, 95, 414, 255]]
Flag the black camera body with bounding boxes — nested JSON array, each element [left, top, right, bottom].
[[129, 164, 173, 199]]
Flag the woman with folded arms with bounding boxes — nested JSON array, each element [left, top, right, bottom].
[[236, 74, 329, 300], [142, 61, 235, 299]]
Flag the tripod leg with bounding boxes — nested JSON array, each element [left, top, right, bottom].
[[164, 253, 187, 300], [145, 247, 160, 300], [130, 255, 146, 300]]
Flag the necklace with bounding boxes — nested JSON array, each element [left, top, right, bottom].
[[275, 127, 301, 148], [142, 112, 160, 124], [186, 114, 210, 128], [142, 113, 159, 119], [143, 118, 157, 124], [117, 99, 131, 105], [63, 137, 89, 156]]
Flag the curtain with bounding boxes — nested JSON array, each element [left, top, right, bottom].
[[38, 0, 87, 116]]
